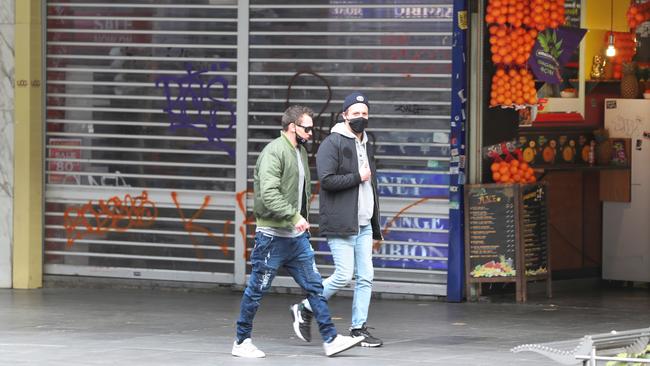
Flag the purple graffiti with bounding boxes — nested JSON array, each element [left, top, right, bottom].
[[155, 62, 236, 158]]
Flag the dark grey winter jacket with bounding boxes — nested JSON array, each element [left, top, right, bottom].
[[316, 125, 383, 240]]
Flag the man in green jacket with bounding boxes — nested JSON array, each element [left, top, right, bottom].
[[232, 105, 363, 358]]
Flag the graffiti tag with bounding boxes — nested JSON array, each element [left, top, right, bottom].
[[63, 191, 157, 247], [155, 62, 236, 158]]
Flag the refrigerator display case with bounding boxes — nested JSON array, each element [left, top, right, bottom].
[[602, 98, 650, 282]]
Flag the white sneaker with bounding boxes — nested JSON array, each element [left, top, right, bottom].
[[231, 338, 266, 358], [323, 334, 364, 357]]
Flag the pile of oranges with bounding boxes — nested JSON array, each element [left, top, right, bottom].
[[490, 68, 537, 107], [491, 159, 537, 184], [485, 0, 565, 30], [485, 0, 566, 108], [627, 2, 650, 30], [528, 0, 566, 31], [488, 25, 538, 66], [605, 32, 637, 80], [485, 0, 530, 27]]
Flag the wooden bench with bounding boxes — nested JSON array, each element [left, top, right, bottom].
[[511, 327, 650, 365]]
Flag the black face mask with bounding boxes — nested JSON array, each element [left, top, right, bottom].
[[348, 117, 368, 134], [295, 130, 309, 146]]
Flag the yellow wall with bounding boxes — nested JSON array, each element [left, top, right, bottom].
[[13, 0, 43, 289], [584, 0, 631, 81], [585, 0, 630, 31]]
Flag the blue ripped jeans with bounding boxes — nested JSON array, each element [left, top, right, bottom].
[[236, 231, 337, 343]]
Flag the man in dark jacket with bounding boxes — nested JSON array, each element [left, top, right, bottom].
[[290, 92, 383, 348], [232, 105, 362, 358]]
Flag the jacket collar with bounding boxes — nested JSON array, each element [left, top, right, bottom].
[[280, 131, 297, 149]]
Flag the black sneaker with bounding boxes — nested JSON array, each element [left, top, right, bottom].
[[290, 303, 313, 342], [350, 323, 383, 347]]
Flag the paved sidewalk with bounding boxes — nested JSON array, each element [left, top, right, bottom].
[[1, 283, 649, 365]]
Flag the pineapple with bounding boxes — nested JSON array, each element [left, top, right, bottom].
[[620, 62, 639, 99]]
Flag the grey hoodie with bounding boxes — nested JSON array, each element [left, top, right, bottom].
[[330, 122, 374, 226]]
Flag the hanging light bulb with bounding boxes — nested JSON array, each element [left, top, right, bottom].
[[606, 33, 616, 57], [605, 0, 616, 57]]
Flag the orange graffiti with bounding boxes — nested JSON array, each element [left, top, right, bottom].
[[236, 189, 255, 260], [171, 192, 224, 259], [309, 181, 320, 204], [221, 220, 232, 256], [373, 197, 431, 251], [63, 191, 157, 247]]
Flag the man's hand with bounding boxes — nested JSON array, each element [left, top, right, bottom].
[[294, 217, 310, 233], [359, 163, 371, 182]]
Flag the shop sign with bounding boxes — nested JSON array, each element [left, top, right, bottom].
[[48, 138, 81, 184], [376, 216, 449, 270], [528, 27, 586, 84], [317, 216, 450, 270], [329, 0, 452, 19], [377, 172, 449, 198]]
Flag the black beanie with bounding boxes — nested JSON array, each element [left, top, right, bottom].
[[342, 91, 369, 112]]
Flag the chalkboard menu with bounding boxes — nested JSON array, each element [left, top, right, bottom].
[[522, 184, 548, 276], [465, 183, 552, 303], [466, 185, 517, 278], [563, 0, 581, 28]]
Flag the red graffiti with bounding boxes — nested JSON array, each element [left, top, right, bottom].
[[171, 192, 224, 259], [63, 191, 157, 247]]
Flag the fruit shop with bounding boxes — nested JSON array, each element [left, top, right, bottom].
[[465, 0, 650, 294]]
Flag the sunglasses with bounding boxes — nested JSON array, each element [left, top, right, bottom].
[[295, 124, 314, 133]]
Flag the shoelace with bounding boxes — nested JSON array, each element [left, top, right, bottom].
[[301, 306, 313, 322], [353, 325, 376, 338]]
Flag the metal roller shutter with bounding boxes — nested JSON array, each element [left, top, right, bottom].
[[44, 0, 453, 296], [247, 0, 453, 295], [44, 1, 241, 282]]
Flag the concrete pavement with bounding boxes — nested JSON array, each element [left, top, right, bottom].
[[1, 280, 649, 365]]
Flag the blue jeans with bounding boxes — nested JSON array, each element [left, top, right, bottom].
[[236, 231, 337, 342], [322, 224, 374, 329]]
